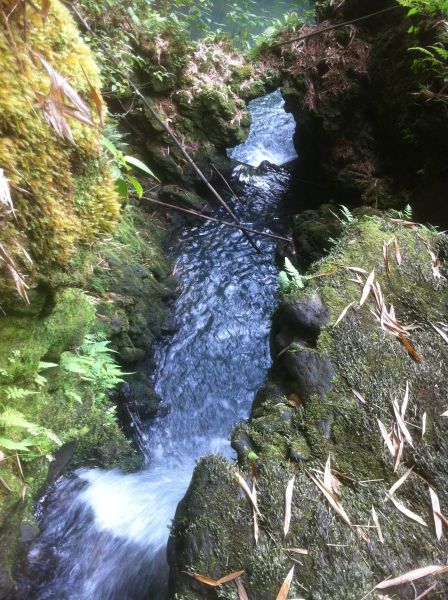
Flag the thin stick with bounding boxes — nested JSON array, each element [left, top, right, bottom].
[[141, 195, 292, 243], [211, 164, 240, 203], [69, 3, 261, 254], [270, 6, 400, 48]]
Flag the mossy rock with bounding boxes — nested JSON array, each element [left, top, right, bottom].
[[169, 216, 448, 599], [0, 1, 121, 300]]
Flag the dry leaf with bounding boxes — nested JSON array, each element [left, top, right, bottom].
[[276, 566, 294, 600], [399, 333, 422, 362], [431, 322, 448, 345], [360, 269, 375, 306], [392, 403, 414, 448], [187, 570, 245, 587], [401, 382, 409, 418], [333, 301, 355, 327], [371, 506, 384, 543], [344, 266, 368, 275], [387, 467, 413, 499], [383, 243, 391, 277], [377, 420, 395, 456], [0, 169, 15, 215], [352, 389, 366, 404], [41, 0, 51, 21], [422, 412, 427, 438], [235, 577, 250, 600], [283, 547, 309, 555], [441, 410, 448, 417], [307, 471, 352, 528], [81, 64, 105, 127], [429, 487, 443, 541], [323, 455, 332, 491], [253, 479, 259, 545], [284, 476, 295, 538], [434, 511, 448, 528], [0, 450, 4, 463], [236, 473, 261, 516], [414, 583, 438, 600], [0, 478, 12, 492], [375, 565, 446, 589], [394, 238, 402, 266], [394, 438, 405, 473], [386, 494, 427, 527]]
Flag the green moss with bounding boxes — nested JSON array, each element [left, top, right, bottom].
[[171, 216, 448, 598]]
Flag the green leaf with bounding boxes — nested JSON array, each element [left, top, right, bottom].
[[407, 7, 419, 15], [123, 156, 159, 180], [0, 437, 32, 451], [127, 175, 143, 198], [102, 136, 120, 158], [116, 178, 129, 199], [38, 362, 58, 370]]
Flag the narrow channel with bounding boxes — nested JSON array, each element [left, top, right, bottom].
[[18, 90, 298, 599]]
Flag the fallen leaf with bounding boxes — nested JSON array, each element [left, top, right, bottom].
[[360, 269, 375, 306], [333, 301, 355, 327], [429, 487, 443, 541], [441, 410, 448, 417], [235, 577, 250, 600], [218, 571, 246, 585], [41, 0, 51, 21], [392, 402, 414, 448], [401, 382, 409, 418], [383, 243, 391, 277], [186, 570, 245, 587], [352, 389, 366, 404], [434, 510, 448, 528], [414, 583, 438, 600], [386, 494, 427, 527], [377, 420, 395, 456], [0, 169, 15, 215], [344, 266, 368, 275], [276, 566, 294, 600], [307, 471, 352, 528], [394, 238, 402, 266], [399, 333, 422, 362], [422, 412, 427, 438], [431, 322, 448, 345], [375, 565, 446, 589], [0, 478, 12, 492], [371, 506, 384, 543], [284, 476, 295, 538], [393, 438, 405, 473], [236, 473, 261, 516], [253, 479, 259, 545], [387, 467, 413, 499], [0, 450, 4, 463], [81, 64, 105, 127], [324, 455, 332, 491], [283, 547, 309, 555]]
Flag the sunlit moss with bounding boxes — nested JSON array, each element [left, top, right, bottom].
[[0, 1, 121, 298]]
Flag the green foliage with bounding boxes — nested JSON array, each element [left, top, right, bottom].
[[330, 205, 355, 225], [279, 257, 311, 293], [102, 136, 159, 199], [398, 0, 448, 15], [0, 408, 61, 456], [60, 334, 128, 404]]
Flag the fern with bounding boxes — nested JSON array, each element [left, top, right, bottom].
[[0, 408, 61, 446], [5, 387, 37, 401]]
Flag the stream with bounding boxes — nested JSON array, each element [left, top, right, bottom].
[[18, 90, 298, 599]]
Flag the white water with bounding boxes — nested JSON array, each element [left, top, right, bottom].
[[227, 89, 298, 166], [19, 91, 297, 600]]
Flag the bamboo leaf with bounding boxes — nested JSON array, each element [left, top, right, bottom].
[[387, 467, 413, 499], [377, 419, 395, 456], [333, 302, 355, 327], [217, 570, 245, 585], [276, 566, 294, 600], [375, 565, 447, 590], [307, 471, 352, 528], [429, 487, 443, 541], [386, 494, 427, 527], [352, 389, 366, 404], [124, 155, 159, 180], [236, 473, 261, 516], [235, 577, 250, 600], [371, 506, 384, 543], [392, 402, 414, 448], [360, 269, 375, 306], [284, 476, 295, 537], [431, 322, 448, 345], [283, 547, 309, 555]]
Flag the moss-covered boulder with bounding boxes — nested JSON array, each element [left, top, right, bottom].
[[0, 0, 121, 299], [169, 215, 448, 599]]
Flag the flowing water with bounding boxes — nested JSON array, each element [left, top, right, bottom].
[[18, 90, 297, 600]]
